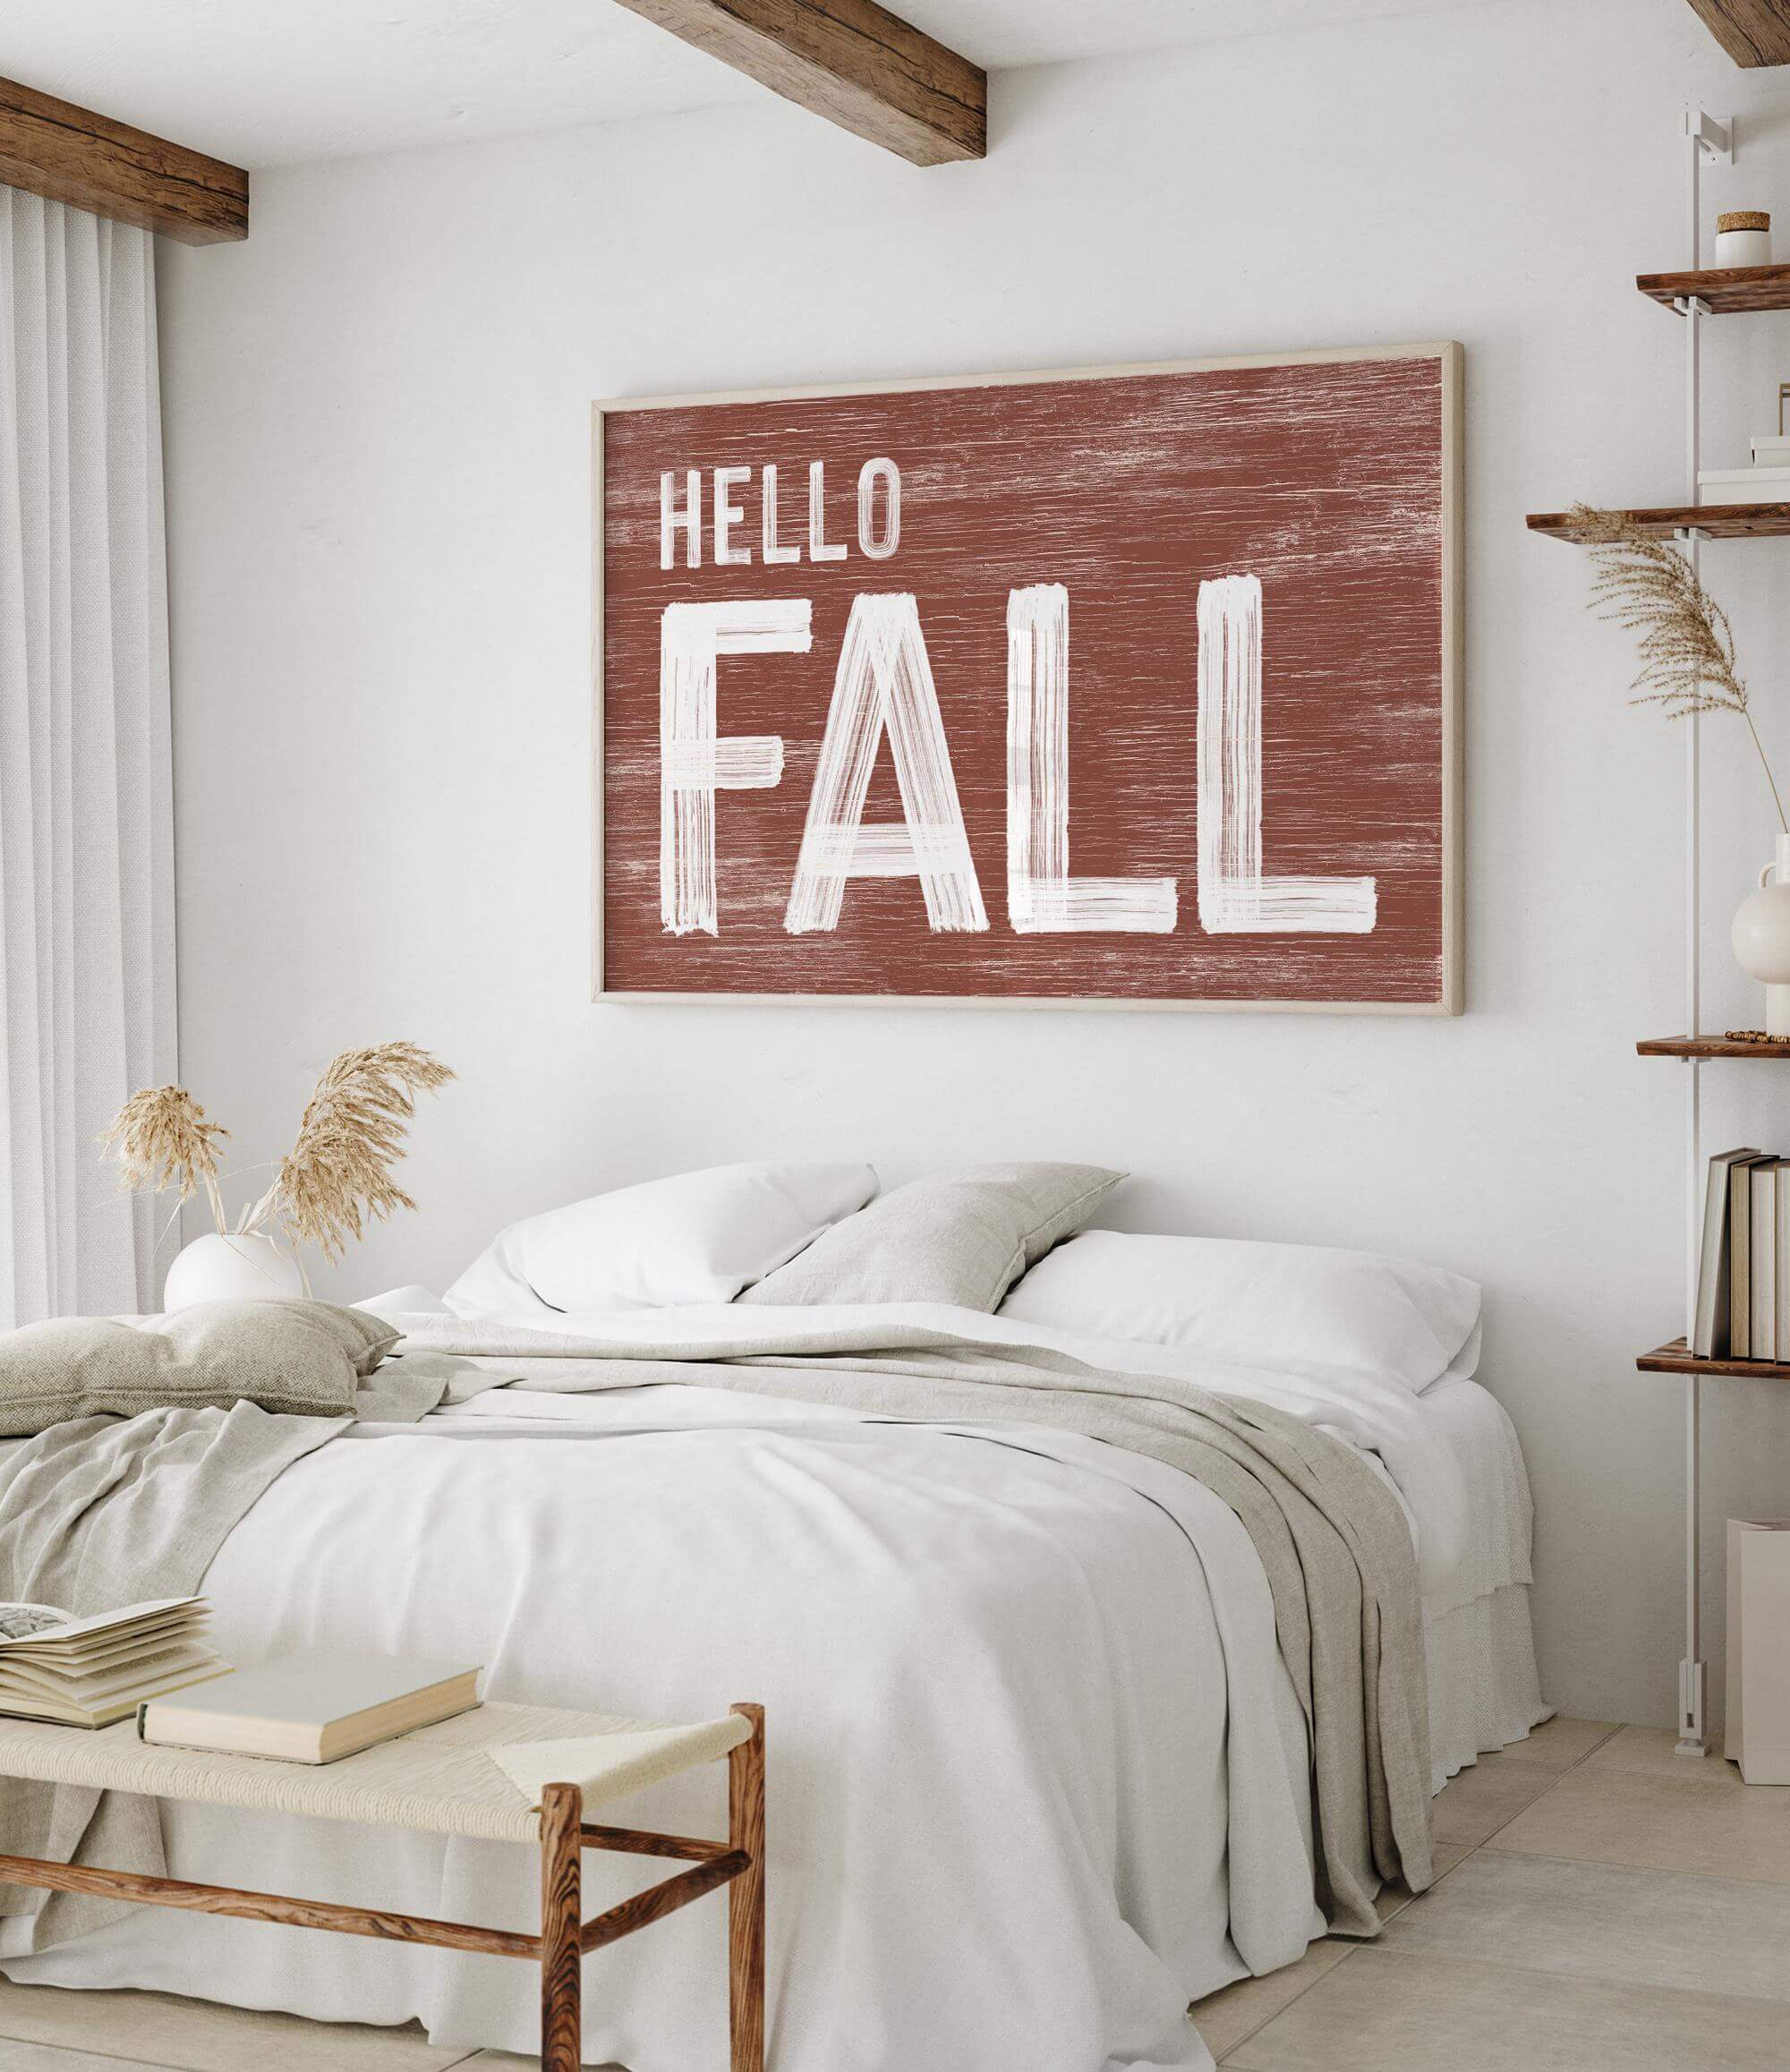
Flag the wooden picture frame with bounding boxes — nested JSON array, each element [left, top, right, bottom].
[[592, 343, 1463, 1014]]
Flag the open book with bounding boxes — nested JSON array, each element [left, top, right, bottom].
[[0, 1598, 228, 1728]]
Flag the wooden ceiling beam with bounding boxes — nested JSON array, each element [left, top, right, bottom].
[[0, 74, 247, 243], [614, 0, 984, 165], [1686, 0, 1790, 66]]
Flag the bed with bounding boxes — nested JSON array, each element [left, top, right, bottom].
[[0, 1167, 1546, 2072]]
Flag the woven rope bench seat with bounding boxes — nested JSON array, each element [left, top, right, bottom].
[[0, 1701, 751, 1844]]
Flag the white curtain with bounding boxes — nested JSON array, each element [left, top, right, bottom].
[[0, 191, 175, 1325]]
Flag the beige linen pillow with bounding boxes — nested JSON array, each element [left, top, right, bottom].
[[0, 1300, 397, 1437], [739, 1162, 1124, 1313]]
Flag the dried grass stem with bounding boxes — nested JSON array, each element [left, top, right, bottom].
[[1575, 503, 1787, 833]]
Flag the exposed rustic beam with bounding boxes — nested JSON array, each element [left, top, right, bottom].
[[0, 74, 247, 243], [614, 0, 984, 165], [1686, 0, 1790, 65]]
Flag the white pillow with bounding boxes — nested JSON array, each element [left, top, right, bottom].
[[443, 1162, 877, 1317], [998, 1230, 1481, 1394]]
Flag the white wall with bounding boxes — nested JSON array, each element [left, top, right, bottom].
[[158, 0, 1790, 1728]]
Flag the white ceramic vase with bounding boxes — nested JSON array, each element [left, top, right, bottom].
[[161, 1231, 303, 1312], [1731, 831, 1790, 1036]]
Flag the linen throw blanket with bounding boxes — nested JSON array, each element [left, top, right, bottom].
[[0, 1405, 347, 1944], [398, 1309, 1436, 1936]]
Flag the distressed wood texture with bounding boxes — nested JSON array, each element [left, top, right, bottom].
[[539, 1784, 584, 2072], [1638, 263, 1790, 312], [0, 73, 246, 243], [0, 1853, 536, 1957], [614, 0, 984, 164], [1529, 502, 1790, 541], [729, 1703, 767, 2072], [1686, 0, 1790, 64], [598, 348, 1459, 1009]]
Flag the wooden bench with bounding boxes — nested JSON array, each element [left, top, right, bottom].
[[0, 1697, 766, 2072]]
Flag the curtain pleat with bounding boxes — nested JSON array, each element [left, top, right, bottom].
[[0, 189, 175, 1325]]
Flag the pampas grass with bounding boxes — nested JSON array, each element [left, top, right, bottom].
[[243, 1044, 456, 1262], [98, 1087, 228, 1233], [99, 1043, 455, 1271], [1575, 502, 1787, 831]]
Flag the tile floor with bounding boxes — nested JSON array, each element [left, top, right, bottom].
[[0, 1720, 1782, 2070]]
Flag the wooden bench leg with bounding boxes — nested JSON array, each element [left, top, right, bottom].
[[541, 1782, 584, 2072], [728, 1704, 766, 2072]]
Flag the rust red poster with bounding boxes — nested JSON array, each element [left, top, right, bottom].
[[595, 346, 1460, 1011]]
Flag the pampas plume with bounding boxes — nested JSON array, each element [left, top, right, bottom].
[[247, 1043, 456, 1262], [98, 1087, 229, 1234], [1574, 502, 1787, 831]]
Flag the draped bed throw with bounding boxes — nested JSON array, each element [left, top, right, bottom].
[[0, 191, 175, 1326]]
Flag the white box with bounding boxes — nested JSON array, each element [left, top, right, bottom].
[[1698, 465, 1790, 506], [1727, 1517, 1790, 1783]]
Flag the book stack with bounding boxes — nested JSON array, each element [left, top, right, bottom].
[[1699, 433, 1790, 507], [0, 1598, 226, 1728], [1692, 1148, 1790, 1360]]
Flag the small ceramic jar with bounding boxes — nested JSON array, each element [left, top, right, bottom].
[[1716, 210, 1772, 268]]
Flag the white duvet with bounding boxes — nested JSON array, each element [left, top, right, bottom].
[[4, 1300, 1531, 2072]]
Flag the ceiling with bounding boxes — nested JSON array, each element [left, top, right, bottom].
[[0, 0, 1494, 169]]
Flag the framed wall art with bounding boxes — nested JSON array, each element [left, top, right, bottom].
[[593, 343, 1462, 1012]]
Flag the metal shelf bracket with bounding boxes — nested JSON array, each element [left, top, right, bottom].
[[1685, 107, 1733, 165]]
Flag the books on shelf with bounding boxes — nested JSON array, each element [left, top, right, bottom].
[[138, 1650, 481, 1765], [1694, 1147, 1790, 1360], [0, 1598, 226, 1728]]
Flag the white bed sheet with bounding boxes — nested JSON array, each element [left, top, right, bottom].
[[3, 1359, 1542, 2072]]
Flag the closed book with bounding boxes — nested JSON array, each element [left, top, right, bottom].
[[1752, 1164, 1777, 1360], [1752, 435, 1790, 465], [138, 1651, 481, 1764], [1776, 1172, 1790, 1364], [1731, 1156, 1775, 1358], [1695, 1148, 1760, 1357]]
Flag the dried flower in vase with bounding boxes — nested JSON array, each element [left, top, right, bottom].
[[99, 1044, 455, 1301]]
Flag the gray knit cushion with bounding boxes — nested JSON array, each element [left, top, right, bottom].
[[0, 1300, 396, 1436], [739, 1163, 1124, 1313]]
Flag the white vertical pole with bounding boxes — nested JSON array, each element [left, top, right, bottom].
[[1678, 108, 1709, 1757]]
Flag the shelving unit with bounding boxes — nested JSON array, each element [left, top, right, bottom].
[[1523, 105, 1790, 1758]]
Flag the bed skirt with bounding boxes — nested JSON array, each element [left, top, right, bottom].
[[1425, 1581, 1549, 1793]]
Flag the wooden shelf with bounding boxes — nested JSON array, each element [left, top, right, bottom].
[[1528, 502, 1790, 542], [1637, 1036, 1790, 1057], [1638, 264, 1790, 314], [1638, 1338, 1790, 1381]]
